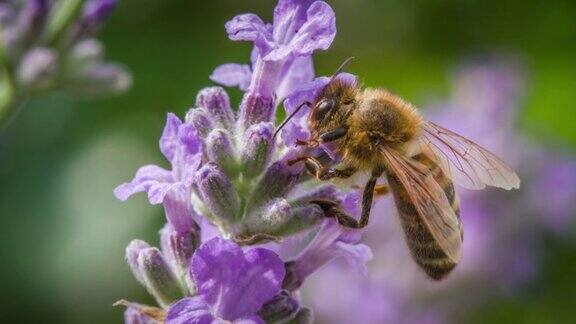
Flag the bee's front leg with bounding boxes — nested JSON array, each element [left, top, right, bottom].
[[287, 156, 356, 181], [295, 128, 347, 148]]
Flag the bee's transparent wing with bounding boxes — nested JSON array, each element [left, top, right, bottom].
[[381, 147, 462, 263], [420, 121, 520, 190]]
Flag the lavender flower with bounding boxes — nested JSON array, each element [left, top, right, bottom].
[[0, 0, 131, 128], [167, 237, 285, 323], [116, 1, 375, 323]]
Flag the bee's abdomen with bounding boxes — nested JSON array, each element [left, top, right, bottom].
[[388, 153, 463, 280]]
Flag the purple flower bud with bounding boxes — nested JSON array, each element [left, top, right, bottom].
[[160, 224, 200, 293], [238, 92, 276, 132], [82, 0, 116, 30], [247, 161, 301, 210], [206, 128, 237, 176], [125, 239, 151, 286], [195, 87, 235, 130], [196, 163, 239, 224], [16, 47, 58, 90], [16, 0, 49, 44], [138, 247, 184, 308], [241, 122, 274, 178], [66, 62, 132, 98], [184, 108, 214, 138], [70, 38, 104, 64], [247, 198, 324, 237], [257, 290, 301, 323]]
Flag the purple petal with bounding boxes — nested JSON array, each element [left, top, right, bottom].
[[166, 297, 215, 324], [114, 165, 173, 203], [275, 56, 314, 100], [160, 113, 183, 162], [279, 120, 309, 147], [178, 123, 202, 156], [210, 63, 253, 92], [191, 238, 285, 320], [163, 186, 196, 233], [225, 13, 270, 43], [267, 1, 336, 61]]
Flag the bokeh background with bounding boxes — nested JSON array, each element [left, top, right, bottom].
[[1, 0, 575, 323]]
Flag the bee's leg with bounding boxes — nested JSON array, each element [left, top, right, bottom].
[[295, 128, 347, 148], [310, 169, 383, 229], [288, 156, 356, 181], [309, 199, 364, 229]]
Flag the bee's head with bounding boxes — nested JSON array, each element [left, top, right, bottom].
[[308, 77, 358, 136]]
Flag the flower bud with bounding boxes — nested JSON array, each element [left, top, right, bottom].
[[238, 92, 275, 132], [138, 247, 183, 308], [196, 163, 239, 224], [66, 62, 132, 98], [241, 122, 274, 178], [160, 225, 200, 294], [195, 86, 235, 130], [257, 290, 300, 323], [16, 0, 49, 47], [125, 239, 150, 286], [247, 161, 300, 210], [82, 0, 116, 32], [185, 108, 214, 138], [16, 48, 58, 90], [69, 39, 104, 65], [206, 128, 237, 176]]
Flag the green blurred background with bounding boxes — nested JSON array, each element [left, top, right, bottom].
[[0, 0, 575, 322]]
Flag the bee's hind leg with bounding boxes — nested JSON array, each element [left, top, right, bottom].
[[311, 168, 383, 229], [288, 156, 357, 181]]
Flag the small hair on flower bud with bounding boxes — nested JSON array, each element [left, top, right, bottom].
[[195, 86, 235, 130], [206, 128, 238, 177], [125, 239, 151, 286], [16, 47, 58, 90], [195, 163, 240, 224], [137, 247, 184, 308], [241, 122, 274, 178], [185, 108, 214, 138]]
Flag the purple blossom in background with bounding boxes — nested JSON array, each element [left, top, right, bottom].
[[0, 0, 131, 128]]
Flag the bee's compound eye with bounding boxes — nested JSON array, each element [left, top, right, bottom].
[[315, 99, 334, 115]]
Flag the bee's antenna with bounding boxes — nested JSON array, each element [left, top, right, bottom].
[[329, 56, 355, 81], [272, 101, 311, 140], [273, 57, 354, 141]]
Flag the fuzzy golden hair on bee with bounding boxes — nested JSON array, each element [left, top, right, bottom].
[[288, 69, 519, 280]]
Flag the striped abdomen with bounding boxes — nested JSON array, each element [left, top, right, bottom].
[[387, 153, 463, 280]]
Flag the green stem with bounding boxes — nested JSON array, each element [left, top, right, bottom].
[[0, 22, 18, 131], [45, 0, 84, 46]]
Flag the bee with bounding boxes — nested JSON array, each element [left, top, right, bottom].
[[280, 58, 520, 280]]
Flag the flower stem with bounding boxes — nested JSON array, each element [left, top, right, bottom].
[[0, 24, 18, 131], [45, 0, 84, 46]]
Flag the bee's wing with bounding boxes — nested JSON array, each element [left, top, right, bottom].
[[420, 121, 520, 190], [381, 147, 462, 263]]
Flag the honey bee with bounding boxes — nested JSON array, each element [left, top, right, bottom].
[[282, 59, 520, 280]]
